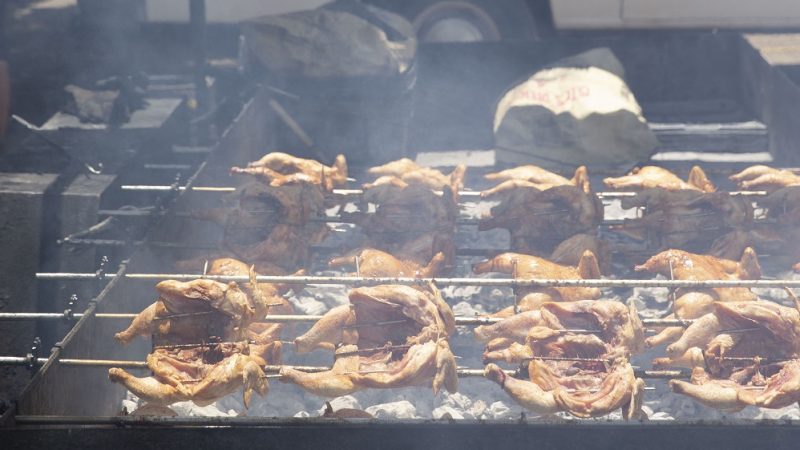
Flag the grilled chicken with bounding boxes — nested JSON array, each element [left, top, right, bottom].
[[482, 165, 590, 196], [203, 258, 296, 347], [477, 300, 645, 365], [115, 267, 274, 345], [484, 351, 645, 419], [187, 182, 329, 272], [635, 248, 761, 348], [618, 189, 752, 252], [294, 283, 455, 354], [348, 183, 458, 269], [329, 248, 447, 278], [283, 283, 457, 396], [231, 152, 348, 191], [604, 166, 715, 192], [479, 185, 604, 253], [472, 252, 602, 317], [665, 300, 800, 411], [367, 158, 467, 192], [729, 165, 800, 192], [656, 300, 800, 369], [109, 342, 274, 408], [280, 339, 458, 397]]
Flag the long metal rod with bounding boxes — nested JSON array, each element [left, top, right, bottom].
[[0, 356, 687, 379], [34, 271, 800, 289], [120, 184, 770, 198], [0, 312, 695, 329]]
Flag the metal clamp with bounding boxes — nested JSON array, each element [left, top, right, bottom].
[[94, 256, 109, 295], [26, 337, 41, 375], [62, 294, 78, 322]]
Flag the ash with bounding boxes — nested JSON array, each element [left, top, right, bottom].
[[122, 193, 800, 422]]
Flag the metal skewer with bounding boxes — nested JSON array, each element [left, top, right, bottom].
[[120, 184, 771, 198], [35, 271, 800, 289], [0, 356, 689, 380]]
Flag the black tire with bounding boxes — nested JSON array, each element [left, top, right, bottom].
[[366, 0, 540, 42]]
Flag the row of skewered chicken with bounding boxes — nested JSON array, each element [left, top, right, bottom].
[[108, 244, 800, 418], [109, 152, 800, 418]]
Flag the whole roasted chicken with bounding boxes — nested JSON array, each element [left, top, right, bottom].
[[635, 248, 761, 348], [346, 183, 459, 268], [366, 158, 467, 193], [479, 185, 604, 254], [188, 182, 328, 272], [729, 165, 800, 192], [231, 152, 348, 191], [109, 341, 275, 408], [476, 300, 645, 365], [481, 300, 646, 419], [664, 299, 800, 411], [618, 188, 753, 252], [472, 251, 602, 317], [604, 166, 715, 192], [115, 267, 277, 346], [482, 165, 590, 197], [281, 284, 458, 396], [328, 248, 447, 278]]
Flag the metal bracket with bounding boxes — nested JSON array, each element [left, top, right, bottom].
[[62, 294, 78, 322], [94, 256, 109, 295], [26, 337, 41, 375]]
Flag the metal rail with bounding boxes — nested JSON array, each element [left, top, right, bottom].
[[120, 184, 770, 198], [0, 312, 695, 328], [0, 356, 688, 380], [34, 271, 800, 289]]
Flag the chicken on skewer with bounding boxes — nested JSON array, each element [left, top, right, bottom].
[[366, 158, 467, 193], [472, 251, 602, 317], [479, 185, 604, 255], [478, 300, 645, 365], [484, 349, 645, 419], [664, 299, 800, 411], [482, 165, 590, 197], [713, 186, 800, 267], [115, 267, 277, 346], [231, 152, 348, 191], [282, 283, 458, 396], [109, 341, 275, 408], [635, 248, 762, 348], [604, 166, 715, 192], [729, 165, 800, 192], [328, 248, 447, 278], [345, 183, 459, 269], [185, 182, 329, 272], [618, 189, 753, 253]]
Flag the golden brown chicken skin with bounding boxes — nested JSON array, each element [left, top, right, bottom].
[[109, 342, 275, 408], [472, 251, 602, 317], [231, 152, 348, 191], [604, 166, 715, 192]]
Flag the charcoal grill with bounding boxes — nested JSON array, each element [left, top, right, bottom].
[[4, 31, 800, 450]]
